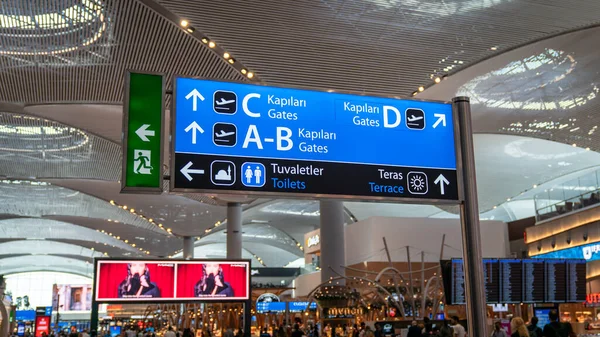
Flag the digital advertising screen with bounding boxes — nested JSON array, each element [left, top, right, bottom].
[[95, 259, 250, 302], [109, 326, 122, 337], [56, 284, 92, 311], [34, 316, 50, 337], [176, 261, 250, 300], [95, 261, 176, 301]]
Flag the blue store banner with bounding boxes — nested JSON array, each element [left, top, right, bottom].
[[533, 241, 600, 261]]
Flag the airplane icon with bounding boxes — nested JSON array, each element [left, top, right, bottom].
[[215, 98, 235, 106], [212, 123, 237, 147], [407, 115, 424, 122], [213, 91, 237, 114], [215, 130, 235, 138], [405, 108, 425, 130]]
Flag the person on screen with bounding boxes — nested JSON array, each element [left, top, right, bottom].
[[118, 263, 161, 298], [194, 263, 234, 297]]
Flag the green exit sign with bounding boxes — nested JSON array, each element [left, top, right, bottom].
[[121, 71, 165, 193]]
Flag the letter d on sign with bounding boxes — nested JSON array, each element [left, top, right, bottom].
[[383, 106, 401, 128]]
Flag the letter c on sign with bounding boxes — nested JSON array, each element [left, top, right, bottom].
[[243, 93, 261, 118]]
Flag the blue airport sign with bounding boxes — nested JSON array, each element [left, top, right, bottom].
[[171, 77, 459, 201]]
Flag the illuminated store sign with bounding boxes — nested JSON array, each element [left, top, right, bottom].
[[533, 241, 600, 261], [586, 293, 600, 305], [307, 235, 320, 248]]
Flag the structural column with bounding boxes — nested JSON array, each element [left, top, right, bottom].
[[226, 202, 243, 259], [454, 96, 488, 337], [183, 236, 194, 259], [319, 200, 345, 283]]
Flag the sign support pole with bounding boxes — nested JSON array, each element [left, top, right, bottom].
[[244, 299, 251, 336], [90, 300, 99, 336], [453, 96, 488, 337]]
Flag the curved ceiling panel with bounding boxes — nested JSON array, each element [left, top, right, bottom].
[[0, 112, 120, 180], [0, 255, 93, 277], [197, 223, 304, 258], [44, 179, 227, 236], [420, 27, 600, 151], [158, 0, 600, 96], [176, 242, 261, 267], [234, 200, 354, 243], [0, 0, 245, 104], [0, 240, 103, 259], [0, 179, 165, 234], [0, 218, 140, 254]]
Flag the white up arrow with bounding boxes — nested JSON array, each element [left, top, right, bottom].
[[432, 113, 446, 128], [185, 89, 205, 112], [181, 161, 205, 181], [184, 121, 204, 144], [434, 174, 450, 195], [135, 124, 155, 142]]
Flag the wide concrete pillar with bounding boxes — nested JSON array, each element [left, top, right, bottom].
[[319, 200, 345, 283], [227, 202, 243, 259], [183, 236, 194, 259]]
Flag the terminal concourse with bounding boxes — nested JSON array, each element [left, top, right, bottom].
[[2, 1, 600, 337]]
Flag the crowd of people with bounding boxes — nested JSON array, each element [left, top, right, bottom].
[[489, 310, 575, 337]]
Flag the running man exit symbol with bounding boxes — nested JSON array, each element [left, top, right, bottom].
[[242, 162, 266, 187], [134, 150, 153, 175]]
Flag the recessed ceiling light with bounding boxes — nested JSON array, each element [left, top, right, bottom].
[[223, 52, 230, 59], [491, 46, 498, 51], [208, 41, 216, 48], [247, 72, 254, 79], [418, 86, 425, 92], [180, 20, 189, 27], [434, 77, 441, 84]]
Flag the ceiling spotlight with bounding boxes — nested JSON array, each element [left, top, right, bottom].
[[586, 147, 591, 151], [247, 72, 254, 79], [412, 91, 418, 96], [490, 46, 498, 51], [572, 143, 577, 147], [201, 38, 208, 44], [180, 20, 189, 27], [418, 86, 425, 92], [208, 41, 216, 48], [228, 58, 235, 64], [186, 27, 195, 33], [223, 52, 230, 59], [241, 69, 247, 75], [533, 184, 537, 188], [434, 77, 441, 84]]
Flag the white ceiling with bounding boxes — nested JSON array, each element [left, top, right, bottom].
[[2, 0, 600, 273]]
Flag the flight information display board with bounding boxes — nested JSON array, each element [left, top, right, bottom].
[[483, 259, 500, 304], [566, 259, 587, 302], [451, 259, 466, 304], [545, 260, 567, 303], [522, 259, 545, 303], [443, 259, 585, 304], [171, 77, 460, 202], [500, 259, 523, 303]]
